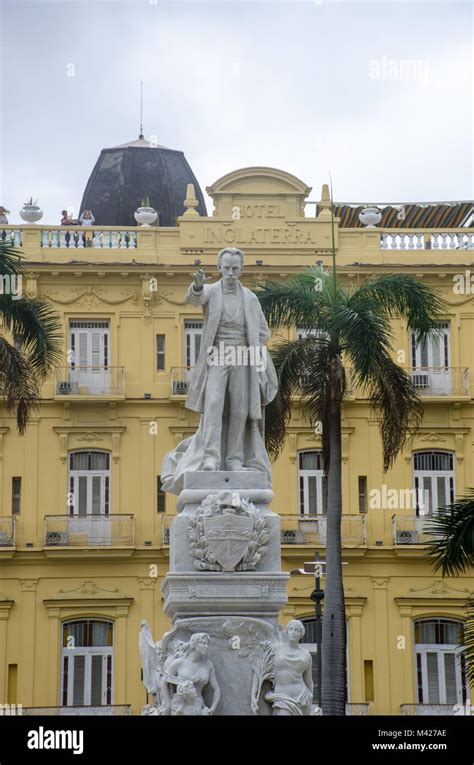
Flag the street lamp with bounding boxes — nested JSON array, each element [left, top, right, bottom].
[[291, 552, 325, 710], [291, 552, 349, 712]]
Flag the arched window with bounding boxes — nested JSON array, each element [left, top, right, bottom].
[[413, 451, 454, 516], [61, 619, 114, 707], [68, 451, 110, 516], [299, 451, 327, 515], [414, 618, 467, 705]]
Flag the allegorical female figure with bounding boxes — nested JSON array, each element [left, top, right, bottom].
[[162, 632, 221, 716], [251, 620, 313, 716]]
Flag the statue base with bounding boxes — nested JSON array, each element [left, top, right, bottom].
[[159, 471, 291, 716]]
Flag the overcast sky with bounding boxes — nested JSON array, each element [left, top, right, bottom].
[[1, 0, 472, 224]]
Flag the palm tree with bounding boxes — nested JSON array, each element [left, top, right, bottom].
[[425, 492, 474, 687], [258, 267, 447, 714], [0, 242, 61, 432]]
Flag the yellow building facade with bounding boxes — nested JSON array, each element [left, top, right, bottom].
[[0, 166, 473, 715]]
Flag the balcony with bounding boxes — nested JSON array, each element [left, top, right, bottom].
[[381, 231, 474, 250], [392, 514, 432, 545], [346, 367, 469, 399], [170, 367, 192, 396], [55, 366, 125, 399], [0, 517, 16, 552], [411, 367, 469, 397], [400, 704, 457, 715], [44, 514, 134, 557], [42, 228, 138, 249], [22, 705, 131, 716], [280, 514, 366, 548]]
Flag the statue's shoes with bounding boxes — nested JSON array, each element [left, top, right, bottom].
[[226, 462, 248, 471], [202, 460, 218, 470]]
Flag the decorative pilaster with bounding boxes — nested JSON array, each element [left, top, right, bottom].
[[19, 579, 39, 706]]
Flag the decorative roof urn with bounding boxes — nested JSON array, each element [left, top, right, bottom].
[[20, 198, 43, 224], [134, 196, 158, 227], [358, 206, 382, 228]]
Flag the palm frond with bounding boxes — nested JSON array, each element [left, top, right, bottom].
[[257, 268, 332, 332], [0, 295, 62, 377], [264, 337, 332, 460], [348, 273, 447, 341], [0, 337, 39, 434], [0, 242, 24, 276], [425, 491, 474, 577]]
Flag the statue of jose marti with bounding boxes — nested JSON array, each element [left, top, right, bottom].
[[161, 247, 278, 493]]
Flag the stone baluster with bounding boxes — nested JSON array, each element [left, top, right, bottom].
[[50, 230, 59, 248], [407, 234, 415, 249], [14, 230, 22, 246], [111, 231, 119, 248], [41, 230, 50, 248], [431, 234, 439, 249], [129, 231, 137, 248], [76, 230, 84, 248], [416, 234, 424, 249], [120, 231, 128, 249], [441, 234, 448, 249], [59, 229, 69, 247], [92, 230, 102, 248]]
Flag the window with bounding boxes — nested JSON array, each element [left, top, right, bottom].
[[12, 477, 21, 515], [302, 617, 349, 704], [69, 320, 111, 394], [157, 476, 166, 513], [411, 323, 451, 394], [413, 451, 454, 516], [156, 334, 165, 370], [358, 476, 367, 513], [61, 619, 113, 707], [299, 451, 327, 515], [184, 320, 203, 368], [68, 451, 110, 516], [415, 618, 467, 705]]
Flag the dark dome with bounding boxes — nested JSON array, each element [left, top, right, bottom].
[[79, 137, 207, 227]]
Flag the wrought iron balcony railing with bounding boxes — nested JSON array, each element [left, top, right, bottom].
[[410, 367, 469, 396], [346, 367, 469, 398], [280, 514, 366, 547], [44, 515, 134, 547], [392, 514, 433, 545], [55, 366, 125, 397], [170, 367, 193, 396], [400, 704, 457, 715]]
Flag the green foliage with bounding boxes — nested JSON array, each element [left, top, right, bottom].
[[0, 242, 61, 433], [257, 268, 446, 471]]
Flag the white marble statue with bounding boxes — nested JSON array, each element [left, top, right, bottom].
[[139, 623, 221, 716], [250, 620, 314, 716], [161, 247, 278, 493]]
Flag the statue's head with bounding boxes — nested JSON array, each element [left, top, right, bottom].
[[287, 620, 305, 642], [188, 632, 210, 656], [217, 247, 244, 287]]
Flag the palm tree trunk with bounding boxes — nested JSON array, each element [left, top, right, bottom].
[[322, 397, 346, 715]]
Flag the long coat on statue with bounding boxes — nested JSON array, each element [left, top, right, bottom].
[[161, 279, 278, 494]]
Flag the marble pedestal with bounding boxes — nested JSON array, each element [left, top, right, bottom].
[[161, 471, 289, 715]]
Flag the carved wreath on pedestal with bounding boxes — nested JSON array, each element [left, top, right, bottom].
[[188, 491, 269, 572]]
